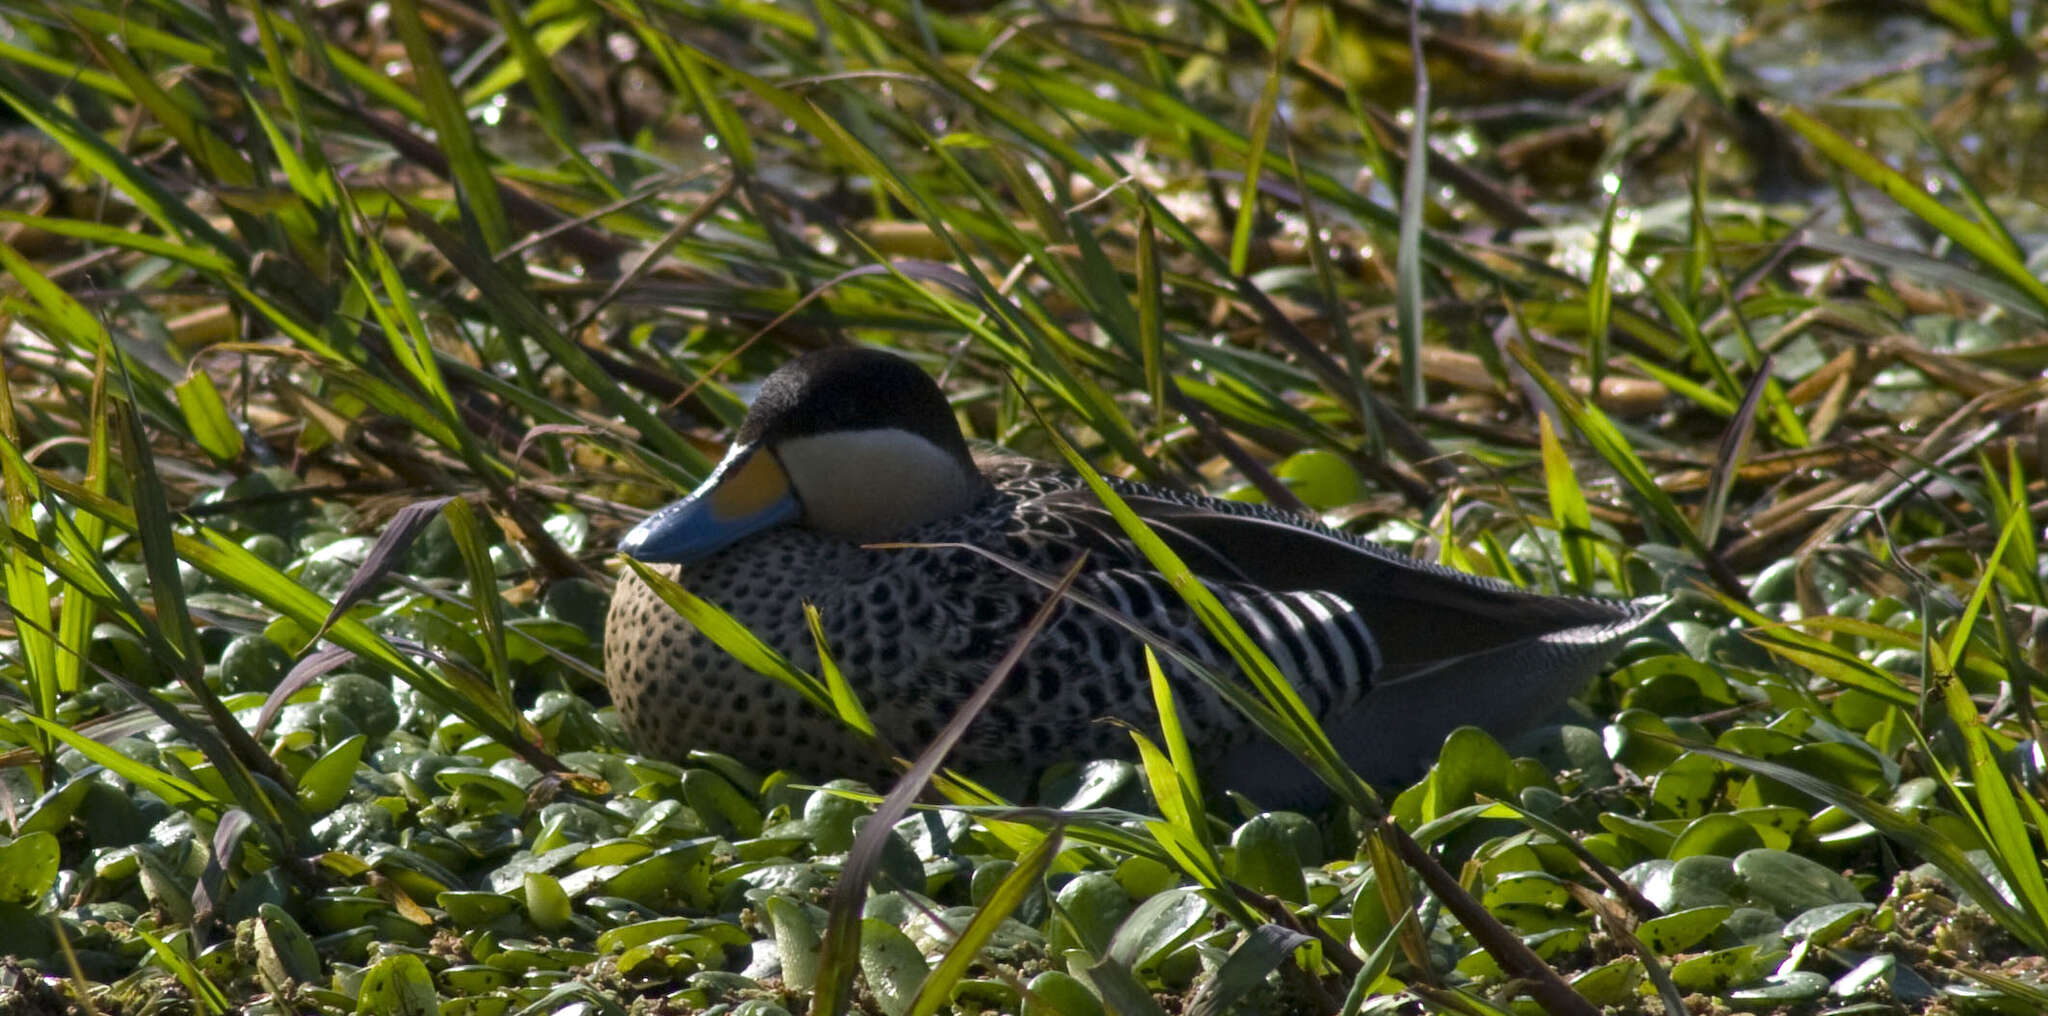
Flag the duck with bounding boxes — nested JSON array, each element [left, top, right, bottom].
[[606, 347, 1662, 803]]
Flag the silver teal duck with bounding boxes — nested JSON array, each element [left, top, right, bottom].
[[606, 348, 1661, 802]]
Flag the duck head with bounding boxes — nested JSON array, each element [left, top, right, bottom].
[[618, 348, 988, 563]]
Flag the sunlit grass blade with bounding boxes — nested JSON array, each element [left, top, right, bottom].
[[1187, 923, 1315, 1016], [247, 6, 329, 189], [1362, 827, 1432, 981], [1037, 416, 1598, 1014], [1941, 676, 2048, 928], [1675, 737, 2048, 954], [1039, 420, 1371, 812], [343, 198, 460, 426], [1506, 337, 1718, 572], [1708, 591, 1924, 709], [444, 498, 512, 707], [172, 370, 243, 464], [1954, 968, 2048, 1011], [0, 336, 58, 760], [1800, 231, 2044, 324], [1584, 179, 1621, 395], [1982, 446, 2045, 607], [30, 463, 552, 769], [4, 583, 304, 849], [64, 15, 329, 266], [0, 36, 128, 99], [1777, 105, 2048, 316], [1538, 413, 1594, 591], [805, 604, 878, 741], [1393, 7, 1430, 409], [51, 359, 112, 698], [0, 223, 116, 349], [1128, 729, 1228, 907], [470, 0, 581, 144], [1943, 505, 2026, 668], [1145, 646, 1208, 838], [0, 211, 235, 275], [1340, 908, 1413, 1014], [389, 0, 511, 250], [1698, 264, 1807, 452], [22, 715, 216, 813], [1135, 207, 1166, 435], [905, 828, 1063, 1016], [1227, 0, 1295, 276], [1634, 265, 1742, 406], [725, 93, 1161, 478], [112, 391, 202, 681], [133, 927, 231, 1016], [632, 19, 755, 174], [398, 202, 710, 479]]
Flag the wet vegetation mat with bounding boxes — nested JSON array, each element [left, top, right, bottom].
[[3, 0, 2048, 1013]]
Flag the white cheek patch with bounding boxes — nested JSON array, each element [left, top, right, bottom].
[[774, 429, 979, 540]]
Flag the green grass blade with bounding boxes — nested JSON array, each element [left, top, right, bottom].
[[609, 2, 757, 176], [132, 926, 231, 1016], [805, 604, 879, 740], [1777, 105, 2048, 316], [112, 394, 202, 677], [1227, 2, 1294, 275], [65, 19, 253, 191], [1941, 677, 2048, 926], [172, 370, 244, 464], [1585, 180, 1621, 395], [31, 464, 547, 765], [51, 361, 112, 697], [1135, 207, 1167, 435], [389, 0, 512, 250], [1984, 447, 2046, 607], [1538, 413, 1594, 591], [397, 202, 710, 477], [443, 498, 512, 707], [1393, 10, 1430, 409], [1187, 923, 1315, 1016], [1507, 338, 1710, 563], [905, 828, 1064, 1016], [22, 715, 217, 812], [1944, 505, 2026, 668], [0, 211, 235, 273], [0, 361, 56, 757], [1146, 646, 1207, 829], [1131, 740, 1219, 882]]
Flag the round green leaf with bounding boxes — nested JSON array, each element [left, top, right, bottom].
[[354, 953, 436, 1016], [0, 833, 59, 905], [1735, 848, 1864, 917], [1637, 905, 1732, 955]]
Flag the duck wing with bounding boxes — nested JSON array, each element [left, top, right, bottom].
[[1032, 484, 1649, 675]]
